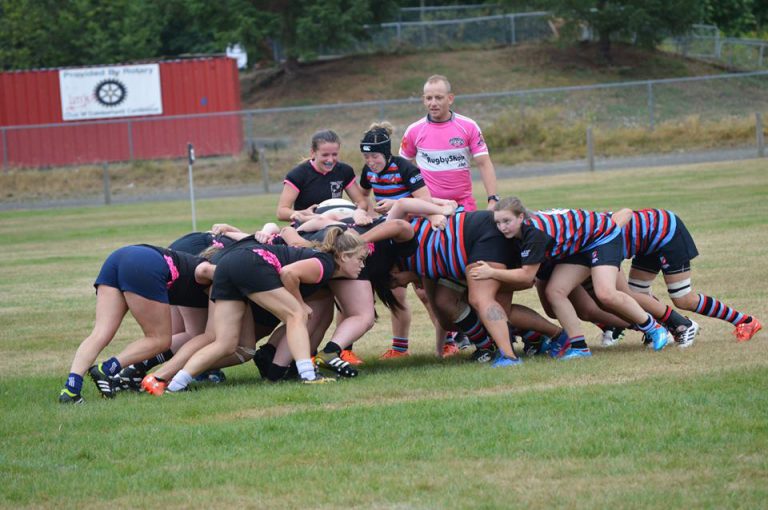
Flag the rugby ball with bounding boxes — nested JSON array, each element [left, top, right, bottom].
[[316, 198, 356, 217]]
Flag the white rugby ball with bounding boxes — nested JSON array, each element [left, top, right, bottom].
[[316, 198, 356, 217]]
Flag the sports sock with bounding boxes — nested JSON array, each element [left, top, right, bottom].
[[695, 294, 747, 325], [266, 363, 289, 382], [455, 308, 492, 349], [100, 357, 121, 376], [167, 370, 194, 392], [391, 337, 408, 352], [444, 331, 457, 345], [568, 336, 588, 349], [323, 341, 342, 355], [65, 373, 83, 395], [296, 359, 316, 381], [660, 306, 692, 331], [636, 314, 657, 333], [139, 349, 174, 371]]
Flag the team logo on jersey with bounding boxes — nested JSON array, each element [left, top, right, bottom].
[[330, 181, 343, 197], [449, 137, 465, 147], [660, 255, 669, 269], [477, 133, 486, 148], [410, 174, 423, 184], [591, 250, 599, 264], [521, 249, 531, 258]]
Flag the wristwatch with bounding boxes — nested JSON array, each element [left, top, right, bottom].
[[487, 194, 500, 203]]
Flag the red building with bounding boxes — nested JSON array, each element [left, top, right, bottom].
[[0, 57, 242, 168]]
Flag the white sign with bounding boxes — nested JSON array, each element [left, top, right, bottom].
[[59, 64, 163, 121]]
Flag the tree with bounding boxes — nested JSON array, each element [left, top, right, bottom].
[[703, 0, 757, 36], [540, 0, 704, 62]]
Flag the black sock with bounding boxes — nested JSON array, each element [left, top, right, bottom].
[[139, 349, 174, 371], [661, 307, 692, 331], [323, 341, 342, 355], [266, 363, 289, 382]]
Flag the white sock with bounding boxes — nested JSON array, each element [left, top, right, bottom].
[[296, 359, 316, 381], [167, 370, 194, 392]]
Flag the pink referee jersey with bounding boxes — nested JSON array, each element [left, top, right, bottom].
[[399, 112, 488, 211]]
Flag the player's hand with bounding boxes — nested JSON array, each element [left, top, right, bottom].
[[374, 199, 395, 214], [353, 208, 372, 225], [469, 261, 494, 280], [253, 231, 272, 243], [211, 223, 238, 235], [428, 214, 447, 230]]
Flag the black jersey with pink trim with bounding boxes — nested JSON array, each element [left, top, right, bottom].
[[621, 209, 677, 259], [140, 245, 210, 307], [284, 160, 356, 211], [527, 209, 620, 260], [359, 156, 425, 201]]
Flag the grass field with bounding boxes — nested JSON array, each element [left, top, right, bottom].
[[1, 160, 767, 508]]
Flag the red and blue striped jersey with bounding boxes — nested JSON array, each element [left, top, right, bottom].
[[401, 213, 468, 280], [359, 156, 426, 202], [527, 209, 620, 259], [621, 209, 677, 259]]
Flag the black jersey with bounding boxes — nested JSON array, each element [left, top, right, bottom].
[[359, 156, 426, 201], [169, 232, 235, 257], [517, 223, 556, 266], [140, 245, 210, 308], [284, 160, 356, 211]]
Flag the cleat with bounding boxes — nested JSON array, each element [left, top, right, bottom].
[[471, 344, 497, 363], [195, 369, 226, 383], [301, 371, 336, 384], [455, 332, 471, 350], [599, 327, 625, 347], [340, 349, 364, 366], [560, 347, 593, 360], [733, 317, 762, 342], [379, 348, 409, 360], [118, 364, 146, 392], [253, 346, 275, 379], [548, 330, 570, 359], [315, 350, 358, 378], [523, 337, 551, 357], [490, 353, 523, 368], [674, 319, 700, 349], [88, 364, 117, 399], [442, 342, 460, 358], [141, 374, 167, 396], [647, 325, 669, 351], [58, 389, 84, 405]]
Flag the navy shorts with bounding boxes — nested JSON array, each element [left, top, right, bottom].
[[94, 245, 170, 303], [211, 248, 283, 301], [631, 219, 699, 275], [559, 236, 624, 269]]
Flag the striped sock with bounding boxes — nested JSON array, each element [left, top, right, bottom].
[[392, 337, 408, 353], [456, 312, 492, 349], [139, 349, 174, 371], [568, 335, 587, 349], [695, 294, 747, 325], [65, 373, 83, 394], [636, 314, 657, 333]]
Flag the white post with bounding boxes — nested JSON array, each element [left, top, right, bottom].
[[102, 162, 111, 205], [259, 147, 270, 193], [757, 112, 765, 158], [587, 126, 595, 172], [187, 143, 197, 231]]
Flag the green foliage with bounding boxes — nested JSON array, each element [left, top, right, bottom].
[[703, 0, 757, 36], [541, 0, 704, 60]]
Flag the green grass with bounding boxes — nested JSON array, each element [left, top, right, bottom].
[[1, 160, 767, 508]]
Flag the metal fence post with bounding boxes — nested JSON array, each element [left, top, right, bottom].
[[259, 147, 270, 193], [379, 103, 386, 120], [245, 112, 254, 151], [396, 22, 401, 44], [509, 15, 517, 45], [127, 120, 134, 161], [647, 82, 655, 131], [759, 44, 765, 68], [586, 126, 595, 172], [102, 162, 111, 205], [2, 127, 7, 172], [757, 112, 765, 158]]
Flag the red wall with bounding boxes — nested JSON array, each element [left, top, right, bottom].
[[0, 57, 242, 168]]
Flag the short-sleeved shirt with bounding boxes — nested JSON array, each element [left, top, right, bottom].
[[359, 156, 426, 201], [526, 209, 620, 260], [399, 112, 488, 208], [283, 160, 356, 211], [169, 232, 235, 257]]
